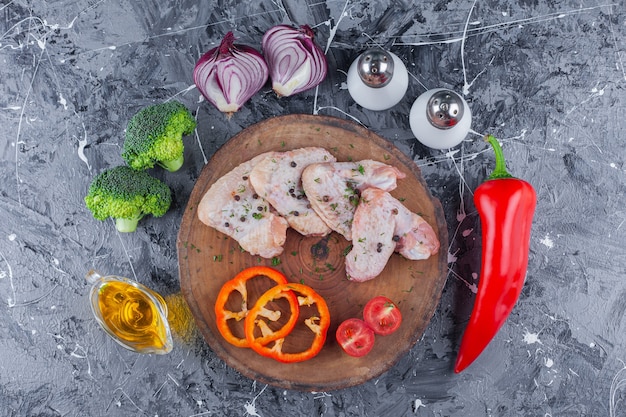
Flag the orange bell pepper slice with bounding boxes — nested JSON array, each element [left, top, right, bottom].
[[214, 266, 298, 348], [245, 283, 330, 363]]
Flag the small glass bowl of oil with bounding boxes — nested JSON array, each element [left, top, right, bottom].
[[86, 270, 173, 354]]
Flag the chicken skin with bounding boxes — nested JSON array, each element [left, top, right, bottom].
[[249, 147, 336, 236], [346, 188, 440, 282], [301, 160, 406, 240], [197, 153, 289, 258]]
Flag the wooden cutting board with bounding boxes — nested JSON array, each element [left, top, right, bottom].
[[177, 114, 448, 391]]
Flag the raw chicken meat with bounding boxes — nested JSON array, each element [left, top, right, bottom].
[[346, 188, 440, 282], [249, 147, 336, 236], [197, 153, 289, 258], [301, 160, 406, 240]]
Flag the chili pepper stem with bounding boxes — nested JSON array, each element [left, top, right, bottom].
[[485, 135, 514, 180]]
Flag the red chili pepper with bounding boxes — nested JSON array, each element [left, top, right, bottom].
[[454, 135, 537, 373]]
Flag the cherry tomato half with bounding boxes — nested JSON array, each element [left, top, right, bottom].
[[363, 296, 402, 336], [336, 318, 375, 357]]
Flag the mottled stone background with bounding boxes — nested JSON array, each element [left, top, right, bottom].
[[0, 0, 625, 416]]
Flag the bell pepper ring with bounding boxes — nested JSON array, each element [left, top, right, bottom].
[[245, 283, 330, 363], [214, 266, 298, 348], [454, 135, 537, 373]]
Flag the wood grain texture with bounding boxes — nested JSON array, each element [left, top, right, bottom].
[[177, 114, 448, 391]]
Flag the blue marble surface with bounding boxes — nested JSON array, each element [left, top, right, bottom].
[[0, 0, 625, 415]]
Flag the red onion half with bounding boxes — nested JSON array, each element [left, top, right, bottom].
[[194, 32, 269, 115], [262, 25, 328, 97]]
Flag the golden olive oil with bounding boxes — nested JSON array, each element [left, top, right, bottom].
[[96, 280, 171, 353]]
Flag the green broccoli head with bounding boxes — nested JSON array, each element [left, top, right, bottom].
[[85, 166, 172, 233], [122, 101, 196, 172]]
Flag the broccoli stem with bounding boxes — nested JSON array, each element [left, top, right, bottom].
[[159, 154, 184, 172], [116, 217, 140, 233]]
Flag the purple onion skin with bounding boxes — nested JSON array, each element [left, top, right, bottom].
[[194, 32, 269, 115], [262, 25, 328, 97]]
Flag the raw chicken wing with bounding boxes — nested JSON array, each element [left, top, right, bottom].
[[346, 187, 440, 282], [249, 147, 336, 236], [197, 153, 289, 258], [301, 160, 406, 240]]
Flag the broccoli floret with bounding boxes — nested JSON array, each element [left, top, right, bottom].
[[85, 166, 172, 233], [122, 101, 196, 172]]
